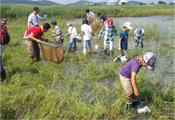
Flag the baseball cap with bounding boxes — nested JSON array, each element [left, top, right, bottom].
[[107, 19, 113, 27], [1, 19, 7, 24], [135, 28, 142, 37], [67, 22, 72, 27], [124, 22, 133, 29], [143, 52, 156, 71], [33, 7, 39, 12], [51, 20, 57, 25]]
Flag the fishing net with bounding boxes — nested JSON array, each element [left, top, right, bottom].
[[40, 41, 64, 63], [90, 22, 103, 33]]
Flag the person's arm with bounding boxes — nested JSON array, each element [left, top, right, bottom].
[[29, 33, 41, 43], [97, 19, 104, 23], [27, 21, 31, 29], [49, 29, 56, 34], [131, 72, 139, 96], [134, 34, 138, 40], [98, 26, 104, 40], [79, 31, 84, 36], [66, 33, 71, 37], [118, 38, 122, 51], [52, 31, 62, 37], [90, 31, 95, 37]]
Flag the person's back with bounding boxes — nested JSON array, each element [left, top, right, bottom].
[[81, 24, 92, 40], [68, 26, 78, 38], [28, 13, 41, 28], [55, 26, 63, 42]]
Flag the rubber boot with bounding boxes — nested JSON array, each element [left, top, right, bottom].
[[103, 49, 107, 55], [90, 48, 93, 54], [84, 52, 87, 56], [110, 50, 113, 57], [74, 47, 77, 51], [132, 100, 138, 108], [1, 70, 6, 81], [68, 48, 71, 53]]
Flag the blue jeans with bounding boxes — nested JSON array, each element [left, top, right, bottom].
[[83, 40, 92, 53], [0, 56, 5, 71], [69, 38, 77, 49]]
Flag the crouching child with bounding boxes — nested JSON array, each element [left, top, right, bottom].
[[134, 28, 145, 48], [119, 52, 156, 109]]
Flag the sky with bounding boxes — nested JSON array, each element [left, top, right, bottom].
[[49, 0, 173, 4]]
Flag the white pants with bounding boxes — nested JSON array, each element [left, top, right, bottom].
[[104, 41, 113, 51]]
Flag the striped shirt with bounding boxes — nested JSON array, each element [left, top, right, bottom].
[[98, 24, 117, 42]]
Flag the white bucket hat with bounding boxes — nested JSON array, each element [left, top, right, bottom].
[[67, 22, 71, 27], [124, 22, 133, 29]]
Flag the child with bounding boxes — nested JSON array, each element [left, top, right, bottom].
[[0, 19, 10, 81], [98, 19, 117, 57], [65, 23, 78, 52], [113, 22, 133, 62], [49, 20, 64, 44], [79, 18, 95, 55], [119, 52, 156, 109], [134, 28, 145, 48], [86, 9, 95, 24], [23, 23, 50, 62], [97, 13, 107, 24]]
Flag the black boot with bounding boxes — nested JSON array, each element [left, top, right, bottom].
[[126, 103, 132, 110], [1, 70, 6, 81], [74, 47, 77, 51], [68, 48, 71, 53], [110, 50, 113, 57], [132, 100, 138, 108]]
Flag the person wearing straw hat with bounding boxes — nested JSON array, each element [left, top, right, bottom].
[[86, 9, 96, 24], [65, 22, 78, 53], [113, 22, 133, 62], [98, 19, 117, 57], [119, 52, 156, 109], [23, 23, 50, 62], [49, 20, 64, 44], [134, 28, 145, 48], [0, 19, 10, 81], [79, 18, 95, 56], [28, 7, 47, 29]]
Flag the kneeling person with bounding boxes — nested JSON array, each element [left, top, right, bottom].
[[119, 52, 156, 109], [23, 23, 50, 62]]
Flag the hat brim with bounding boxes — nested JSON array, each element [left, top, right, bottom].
[[127, 26, 133, 29], [146, 64, 154, 71], [108, 24, 113, 27]]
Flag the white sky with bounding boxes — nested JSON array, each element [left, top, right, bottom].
[[49, 0, 173, 4]]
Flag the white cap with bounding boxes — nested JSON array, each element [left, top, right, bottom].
[[67, 22, 71, 27], [143, 52, 156, 71], [124, 22, 133, 29]]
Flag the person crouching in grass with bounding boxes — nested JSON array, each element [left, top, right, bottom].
[[49, 20, 64, 44], [98, 19, 117, 57], [23, 23, 50, 63], [79, 18, 95, 56], [113, 22, 133, 62], [134, 28, 145, 48], [119, 52, 156, 109]]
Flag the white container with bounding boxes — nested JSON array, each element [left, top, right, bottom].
[[95, 44, 98, 50], [92, 36, 97, 40], [120, 56, 127, 63]]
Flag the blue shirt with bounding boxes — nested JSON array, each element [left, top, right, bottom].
[[120, 31, 128, 50]]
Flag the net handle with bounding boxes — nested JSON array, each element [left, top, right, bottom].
[[40, 41, 61, 47]]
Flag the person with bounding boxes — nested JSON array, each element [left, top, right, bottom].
[[86, 9, 96, 24], [0, 19, 10, 81], [119, 52, 156, 109], [65, 23, 78, 53], [97, 13, 107, 24], [79, 18, 95, 56], [134, 28, 145, 48], [98, 19, 117, 57], [28, 7, 47, 29], [23, 23, 50, 63], [113, 22, 133, 62], [49, 20, 64, 44]]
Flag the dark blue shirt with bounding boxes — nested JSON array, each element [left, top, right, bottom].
[[120, 31, 128, 50]]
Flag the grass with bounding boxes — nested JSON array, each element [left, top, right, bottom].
[[0, 15, 175, 119], [1, 4, 174, 20]]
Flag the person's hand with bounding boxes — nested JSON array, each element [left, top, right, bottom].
[[118, 47, 121, 51], [134, 89, 139, 96], [79, 34, 81, 37], [52, 34, 55, 37], [44, 39, 48, 42], [37, 39, 41, 43], [98, 37, 100, 40]]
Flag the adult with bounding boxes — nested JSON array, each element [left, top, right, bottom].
[[86, 9, 96, 24], [97, 12, 107, 24], [23, 23, 50, 62], [28, 7, 47, 29]]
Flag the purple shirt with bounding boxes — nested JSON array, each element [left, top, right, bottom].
[[120, 56, 142, 78]]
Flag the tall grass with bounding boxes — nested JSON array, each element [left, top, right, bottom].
[[1, 4, 174, 20]]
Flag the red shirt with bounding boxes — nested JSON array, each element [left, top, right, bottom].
[[26, 26, 43, 39]]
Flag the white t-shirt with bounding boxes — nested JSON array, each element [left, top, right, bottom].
[[68, 26, 78, 38], [87, 11, 95, 19], [28, 13, 41, 28], [81, 24, 92, 41], [134, 28, 145, 38]]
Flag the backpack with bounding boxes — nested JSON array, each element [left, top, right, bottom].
[[0, 24, 10, 45]]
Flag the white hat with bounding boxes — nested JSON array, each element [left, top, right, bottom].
[[124, 22, 133, 30], [67, 22, 71, 27], [143, 52, 156, 71]]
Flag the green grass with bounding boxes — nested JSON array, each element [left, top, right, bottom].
[[1, 4, 174, 20], [0, 16, 175, 119]]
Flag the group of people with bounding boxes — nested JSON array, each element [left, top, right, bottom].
[[1, 7, 157, 110]]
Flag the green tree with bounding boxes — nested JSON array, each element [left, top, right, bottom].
[[158, 1, 166, 4]]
